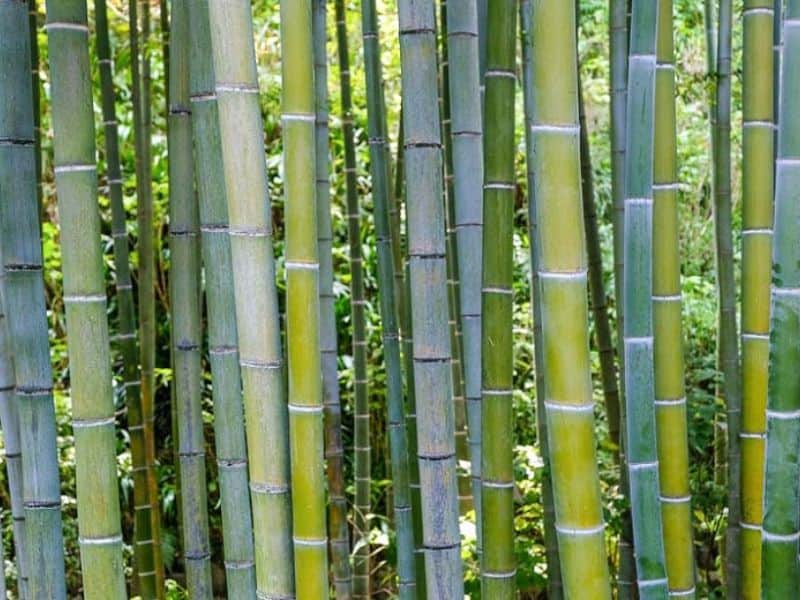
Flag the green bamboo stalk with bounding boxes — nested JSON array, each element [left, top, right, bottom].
[[712, 2, 742, 593], [313, 1, 352, 596], [29, 0, 41, 211], [94, 0, 157, 595], [207, 1, 294, 596], [446, 0, 483, 553], [280, 2, 330, 598], [397, 1, 463, 595], [621, 1, 669, 597], [0, 6, 66, 598], [761, 3, 800, 596], [528, 2, 612, 597], [652, 1, 696, 595], [480, 0, 516, 597], [166, 2, 213, 596], [360, 1, 416, 596], [188, 3, 258, 597], [521, 2, 563, 596], [333, 2, 371, 595], [45, 2, 127, 596], [739, 2, 774, 598]]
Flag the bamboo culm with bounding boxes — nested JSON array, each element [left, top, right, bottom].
[[46, 1, 127, 596], [207, 1, 295, 596]]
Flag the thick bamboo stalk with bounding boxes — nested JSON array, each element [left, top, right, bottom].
[[360, 1, 416, 597], [45, 2, 126, 596], [652, 1, 696, 595], [187, 4, 258, 597], [94, 2, 156, 596], [0, 6, 66, 598], [528, 2, 613, 597], [520, 4, 562, 598], [166, 2, 213, 596], [207, 1, 294, 596], [480, 1, 516, 597], [739, 2, 774, 598], [280, 2, 330, 598], [761, 3, 800, 596], [333, 3, 371, 594], [397, 1, 463, 595], [622, 2, 669, 597], [313, 0, 352, 596]]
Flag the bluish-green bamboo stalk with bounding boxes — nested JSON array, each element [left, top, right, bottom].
[[313, 1, 352, 596], [398, 1, 463, 595], [207, 1, 294, 596], [622, 2, 669, 597], [46, 1, 126, 596], [761, 4, 800, 597], [333, 3, 371, 594], [187, 4, 258, 597], [361, 1, 415, 596]]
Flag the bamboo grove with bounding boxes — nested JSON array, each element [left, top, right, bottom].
[[0, 0, 799, 598]]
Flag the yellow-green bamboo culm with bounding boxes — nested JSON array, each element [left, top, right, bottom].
[[188, 2, 258, 597], [333, 2, 371, 594], [280, 1, 330, 597], [398, 1, 463, 595], [314, 0, 352, 596], [360, 0, 416, 596], [94, 0, 156, 594], [207, 1, 294, 596], [761, 2, 800, 596], [528, 1, 612, 597], [45, 1, 126, 596], [738, 1, 774, 597], [652, 0, 696, 595], [480, 0, 516, 596]]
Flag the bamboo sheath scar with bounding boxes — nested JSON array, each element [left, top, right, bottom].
[[46, 1, 126, 597]]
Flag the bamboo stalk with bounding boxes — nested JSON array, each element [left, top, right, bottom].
[[45, 1, 126, 596], [622, 2, 669, 597], [207, 1, 294, 596], [313, 0, 352, 596], [360, 1, 416, 597], [397, 1, 463, 595], [528, 2, 613, 597], [761, 3, 800, 596], [29, 0, 41, 211], [739, 2, 774, 598], [652, 1, 696, 595], [333, 3, 371, 594]]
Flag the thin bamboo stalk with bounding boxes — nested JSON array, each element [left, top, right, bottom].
[[333, 4, 371, 595], [712, 2, 742, 592], [622, 1, 669, 597], [0, 6, 65, 597], [761, 3, 800, 596], [397, 1, 463, 595], [520, 4, 562, 598], [652, 1, 696, 595], [480, 0, 516, 597], [361, 1, 416, 596], [46, 1, 126, 596], [207, 1, 294, 596], [528, 2, 612, 597], [739, 2, 774, 598], [94, 0, 156, 595], [281, 1, 330, 598], [313, 0, 352, 596]]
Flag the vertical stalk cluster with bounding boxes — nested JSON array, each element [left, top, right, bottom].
[[761, 3, 800, 596], [739, 1, 774, 597], [207, 1, 294, 596], [622, 2, 669, 597], [480, 1, 516, 597], [397, 1, 463, 596], [45, 1, 126, 597]]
